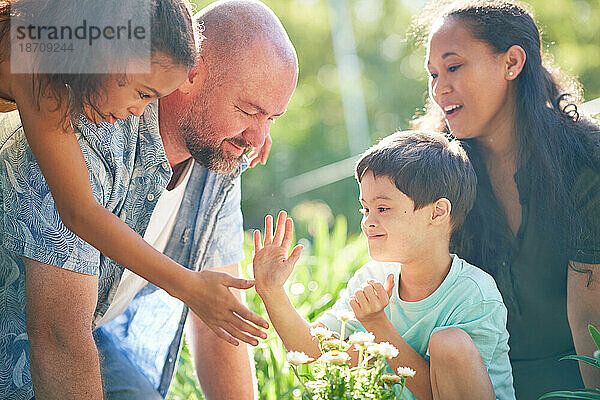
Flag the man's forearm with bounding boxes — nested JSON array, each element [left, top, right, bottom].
[[186, 263, 257, 399], [29, 329, 102, 400], [188, 311, 257, 399]]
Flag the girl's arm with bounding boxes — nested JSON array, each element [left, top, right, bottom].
[[13, 79, 267, 346]]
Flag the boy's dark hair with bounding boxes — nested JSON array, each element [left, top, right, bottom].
[[355, 130, 477, 230]]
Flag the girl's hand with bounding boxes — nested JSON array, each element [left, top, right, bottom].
[[183, 269, 269, 346], [252, 210, 303, 297], [349, 274, 394, 326]]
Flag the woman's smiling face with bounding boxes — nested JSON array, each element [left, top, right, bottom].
[[426, 17, 514, 139]]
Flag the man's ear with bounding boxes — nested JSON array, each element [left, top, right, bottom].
[[431, 198, 452, 225], [178, 56, 208, 95]]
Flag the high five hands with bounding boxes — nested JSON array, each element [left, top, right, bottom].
[[252, 211, 304, 297]]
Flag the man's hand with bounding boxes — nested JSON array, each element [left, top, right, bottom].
[[252, 210, 303, 297], [349, 274, 394, 326], [181, 269, 269, 347], [248, 133, 272, 168]]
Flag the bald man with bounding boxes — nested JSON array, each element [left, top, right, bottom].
[[0, 1, 298, 399]]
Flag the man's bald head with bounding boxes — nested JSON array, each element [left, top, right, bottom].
[[196, 0, 298, 78], [160, 0, 297, 174]]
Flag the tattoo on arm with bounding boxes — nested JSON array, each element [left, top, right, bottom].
[[568, 261, 594, 287]]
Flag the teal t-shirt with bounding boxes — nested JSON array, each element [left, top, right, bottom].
[[318, 254, 515, 400]]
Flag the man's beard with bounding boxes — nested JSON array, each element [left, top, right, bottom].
[[177, 104, 251, 175]]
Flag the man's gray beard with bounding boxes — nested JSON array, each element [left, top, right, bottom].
[[178, 116, 244, 176]]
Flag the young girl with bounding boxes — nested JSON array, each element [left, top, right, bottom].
[[413, 0, 600, 397], [0, 0, 267, 348]]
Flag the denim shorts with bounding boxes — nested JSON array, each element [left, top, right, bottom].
[[93, 327, 164, 400]]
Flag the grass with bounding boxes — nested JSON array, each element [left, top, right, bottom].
[[167, 211, 370, 399]]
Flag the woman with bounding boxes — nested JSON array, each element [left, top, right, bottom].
[[413, 0, 600, 397]]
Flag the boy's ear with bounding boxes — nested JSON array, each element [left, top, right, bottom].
[[177, 56, 208, 95], [431, 198, 451, 225]]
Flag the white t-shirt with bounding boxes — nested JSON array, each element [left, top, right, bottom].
[[96, 160, 194, 327]]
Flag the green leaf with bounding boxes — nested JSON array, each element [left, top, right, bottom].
[[560, 354, 600, 369], [538, 390, 600, 399], [589, 324, 600, 350]]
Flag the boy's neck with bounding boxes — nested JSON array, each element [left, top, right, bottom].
[[397, 245, 452, 302]]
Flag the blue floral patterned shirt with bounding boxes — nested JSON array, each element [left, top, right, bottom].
[[0, 102, 245, 399]]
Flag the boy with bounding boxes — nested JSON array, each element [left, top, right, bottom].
[[252, 131, 515, 400]]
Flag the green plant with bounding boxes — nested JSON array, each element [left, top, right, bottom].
[[286, 317, 414, 400], [167, 338, 205, 400], [538, 325, 600, 400]]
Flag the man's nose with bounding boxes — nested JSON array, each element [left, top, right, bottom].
[[242, 119, 270, 149]]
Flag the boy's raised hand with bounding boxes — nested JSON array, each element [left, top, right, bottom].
[[252, 210, 303, 297], [349, 274, 394, 326]]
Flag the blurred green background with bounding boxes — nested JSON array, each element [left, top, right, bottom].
[[168, 0, 600, 398], [191, 0, 600, 236]]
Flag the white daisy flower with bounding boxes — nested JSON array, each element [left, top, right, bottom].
[[378, 342, 399, 358], [336, 310, 354, 322], [319, 351, 351, 365], [321, 338, 342, 351], [397, 366, 416, 377], [305, 380, 329, 393], [348, 331, 375, 346], [367, 342, 399, 359], [310, 326, 335, 340], [286, 351, 314, 365], [380, 373, 402, 384]]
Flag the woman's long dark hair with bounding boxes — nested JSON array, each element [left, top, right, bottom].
[[412, 0, 600, 278], [0, 0, 200, 120]]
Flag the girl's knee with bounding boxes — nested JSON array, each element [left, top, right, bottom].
[[429, 327, 480, 364]]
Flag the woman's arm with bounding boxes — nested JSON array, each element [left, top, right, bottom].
[[567, 261, 600, 387], [13, 79, 267, 346]]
